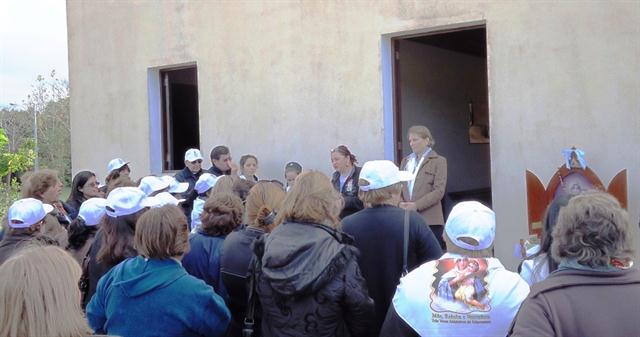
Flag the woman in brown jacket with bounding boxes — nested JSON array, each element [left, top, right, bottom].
[[508, 191, 640, 337], [399, 125, 447, 249]]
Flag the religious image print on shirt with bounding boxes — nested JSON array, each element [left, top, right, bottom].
[[430, 258, 490, 314]]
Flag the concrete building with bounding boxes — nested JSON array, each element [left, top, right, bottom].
[[67, 1, 640, 268]]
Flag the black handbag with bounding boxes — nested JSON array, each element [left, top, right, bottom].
[[78, 250, 91, 308]]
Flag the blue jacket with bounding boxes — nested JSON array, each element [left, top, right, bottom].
[[182, 232, 227, 299], [87, 256, 230, 337]]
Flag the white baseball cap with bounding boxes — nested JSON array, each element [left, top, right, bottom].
[[147, 192, 185, 208], [106, 187, 153, 217], [8, 198, 54, 228], [138, 176, 170, 196], [78, 198, 108, 226], [444, 201, 496, 251], [107, 158, 129, 173], [161, 175, 189, 194], [359, 160, 413, 191], [185, 148, 204, 162], [195, 173, 218, 194]]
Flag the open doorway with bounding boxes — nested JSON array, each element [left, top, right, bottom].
[[392, 26, 491, 218], [160, 66, 200, 171]]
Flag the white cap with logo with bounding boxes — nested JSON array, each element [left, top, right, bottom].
[[138, 176, 170, 196], [106, 187, 154, 217], [78, 198, 108, 226], [185, 148, 204, 162], [107, 158, 129, 173], [444, 201, 496, 251], [359, 160, 413, 191], [8, 198, 54, 228]]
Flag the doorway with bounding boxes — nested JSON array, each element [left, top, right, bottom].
[[391, 26, 492, 218], [159, 66, 200, 171]]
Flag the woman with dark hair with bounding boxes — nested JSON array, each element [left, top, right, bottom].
[[255, 171, 373, 337], [330, 145, 364, 218], [509, 191, 640, 337], [182, 193, 243, 298], [66, 171, 104, 219], [87, 205, 230, 337], [84, 187, 151, 308], [519, 195, 572, 285], [239, 154, 259, 182], [66, 198, 107, 264], [220, 181, 286, 336]]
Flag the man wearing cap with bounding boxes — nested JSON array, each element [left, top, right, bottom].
[[0, 198, 54, 265], [175, 148, 205, 192], [380, 201, 530, 337], [341, 160, 443, 335], [208, 145, 238, 177]]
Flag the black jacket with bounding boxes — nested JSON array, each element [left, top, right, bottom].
[[220, 226, 265, 337], [174, 168, 203, 225], [331, 166, 364, 219], [174, 167, 203, 193], [208, 165, 230, 177], [255, 222, 374, 337], [340, 205, 442, 335], [380, 304, 420, 337]]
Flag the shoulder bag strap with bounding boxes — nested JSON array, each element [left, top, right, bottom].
[[78, 247, 92, 307], [242, 258, 257, 337], [243, 237, 266, 337], [402, 209, 410, 276]]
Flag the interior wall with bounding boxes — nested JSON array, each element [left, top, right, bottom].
[[398, 39, 491, 196]]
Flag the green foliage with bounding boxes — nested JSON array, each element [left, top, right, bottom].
[[0, 70, 71, 185], [0, 129, 35, 178], [0, 179, 22, 230]]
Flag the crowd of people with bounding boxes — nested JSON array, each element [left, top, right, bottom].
[[0, 125, 638, 337]]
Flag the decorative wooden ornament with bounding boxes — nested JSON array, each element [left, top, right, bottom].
[[525, 147, 627, 236]]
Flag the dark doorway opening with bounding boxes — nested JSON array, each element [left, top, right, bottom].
[[160, 66, 200, 171], [393, 26, 491, 218]]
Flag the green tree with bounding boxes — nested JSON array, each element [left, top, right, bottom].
[[3, 70, 72, 185], [0, 129, 36, 181]]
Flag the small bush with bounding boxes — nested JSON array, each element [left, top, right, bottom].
[[0, 179, 22, 232]]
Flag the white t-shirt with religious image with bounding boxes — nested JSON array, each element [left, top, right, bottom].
[[392, 252, 530, 337]]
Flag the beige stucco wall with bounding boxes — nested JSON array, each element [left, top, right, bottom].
[[67, 0, 640, 268]]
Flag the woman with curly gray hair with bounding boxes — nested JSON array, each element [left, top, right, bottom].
[[509, 191, 640, 337]]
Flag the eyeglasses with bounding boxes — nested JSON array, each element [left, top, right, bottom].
[[191, 159, 203, 164]]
